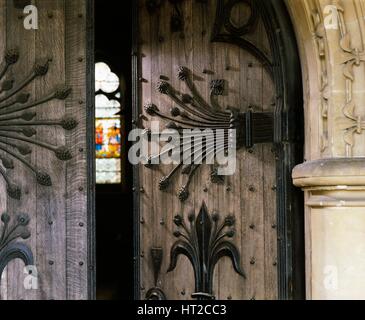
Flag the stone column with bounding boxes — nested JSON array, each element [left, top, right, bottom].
[[293, 159, 365, 299], [287, 0, 365, 299]]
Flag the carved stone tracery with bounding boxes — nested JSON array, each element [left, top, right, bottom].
[[312, 9, 329, 153], [290, 0, 365, 300], [334, 2, 365, 156]]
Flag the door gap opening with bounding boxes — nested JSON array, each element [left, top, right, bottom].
[[95, 0, 133, 300]]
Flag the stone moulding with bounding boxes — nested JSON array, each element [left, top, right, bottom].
[[292, 158, 365, 188]]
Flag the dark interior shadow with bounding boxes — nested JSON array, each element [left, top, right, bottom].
[[95, 0, 133, 300]]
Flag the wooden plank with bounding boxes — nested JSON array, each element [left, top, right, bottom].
[[34, 0, 66, 300], [0, 0, 7, 301], [6, 0, 37, 300], [65, 0, 88, 300], [167, 0, 194, 300], [244, 20, 265, 301], [139, 0, 152, 300], [155, 0, 173, 299], [214, 0, 243, 300], [262, 62, 277, 299], [212, 1, 225, 299]]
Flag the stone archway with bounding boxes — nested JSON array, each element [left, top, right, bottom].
[[287, 0, 365, 299]]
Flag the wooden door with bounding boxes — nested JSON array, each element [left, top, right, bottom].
[[0, 0, 94, 300], [134, 0, 304, 300]]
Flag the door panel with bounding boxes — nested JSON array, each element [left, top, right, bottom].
[[136, 0, 279, 300], [0, 0, 93, 300]]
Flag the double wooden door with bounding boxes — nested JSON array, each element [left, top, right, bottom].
[[0, 0, 303, 300]]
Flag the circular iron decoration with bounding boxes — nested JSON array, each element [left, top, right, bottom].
[[223, 0, 258, 36]]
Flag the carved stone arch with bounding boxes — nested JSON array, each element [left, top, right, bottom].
[[288, 0, 365, 299], [285, 0, 326, 161]]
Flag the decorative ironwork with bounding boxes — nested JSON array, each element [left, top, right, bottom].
[[0, 49, 76, 201], [133, 0, 305, 301], [145, 247, 167, 300], [146, 0, 185, 33], [210, 80, 225, 96], [144, 67, 235, 201], [144, 66, 273, 201], [169, 0, 184, 33], [143, 0, 277, 207], [0, 212, 33, 280], [211, 0, 272, 75], [167, 202, 245, 300]]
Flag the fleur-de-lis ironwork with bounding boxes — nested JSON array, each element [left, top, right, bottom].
[[0, 49, 76, 200], [0, 212, 33, 280], [167, 202, 245, 300]]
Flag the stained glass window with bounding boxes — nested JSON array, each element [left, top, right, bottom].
[[95, 62, 122, 184]]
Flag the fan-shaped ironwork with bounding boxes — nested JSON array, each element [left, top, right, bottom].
[[144, 66, 241, 202], [0, 49, 77, 201], [144, 66, 273, 201]]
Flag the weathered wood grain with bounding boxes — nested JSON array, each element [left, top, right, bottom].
[[65, 0, 88, 300], [0, 0, 8, 300], [138, 0, 278, 300], [6, 0, 37, 300], [35, 0, 67, 300], [0, 0, 90, 300]]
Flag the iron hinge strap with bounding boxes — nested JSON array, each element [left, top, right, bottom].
[[242, 110, 274, 148]]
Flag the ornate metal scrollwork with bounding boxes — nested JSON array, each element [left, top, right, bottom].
[[144, 66, 273, 201], [0, 212, 33, 280], [0, 49, 76, 201], [211, 0, 272, 75], [145, 247, 167, 300], [167, 202, 245, 300]]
